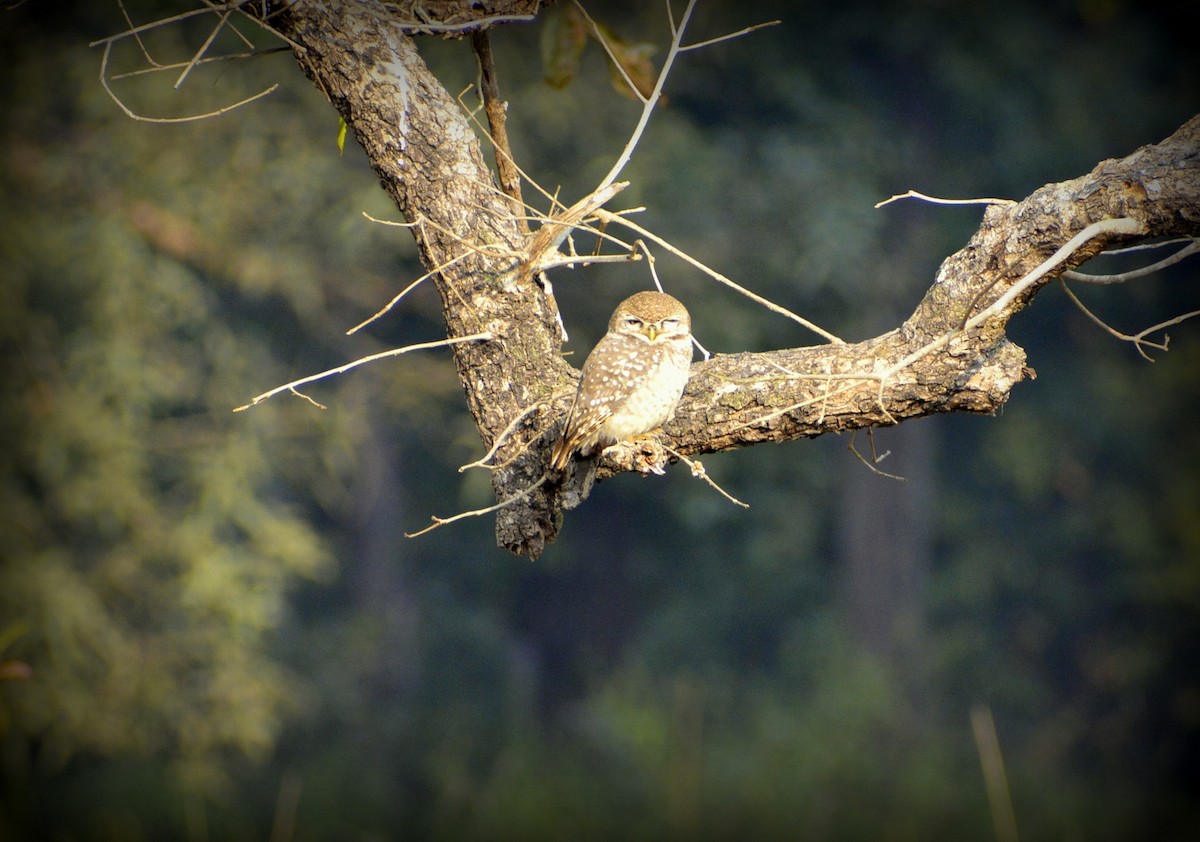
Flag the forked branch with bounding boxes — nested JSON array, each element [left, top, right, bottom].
[[101, 0, 1199, 557]]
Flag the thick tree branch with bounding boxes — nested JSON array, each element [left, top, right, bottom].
[[604, 115, 1200, 474], [265, 1, 1199, 556]]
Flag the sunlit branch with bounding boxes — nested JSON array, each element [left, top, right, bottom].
[[1064, 239, 1198, 284], [580, 0, 698, 191], [346, 250, 472, 335], [233, 333, 493, 412], [875, 190, 1018, 209], [596, 208, 844, 344], [869, 217, 1143, 414]]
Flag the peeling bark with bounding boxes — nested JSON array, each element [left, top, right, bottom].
[[266, 1, 1200, 557]]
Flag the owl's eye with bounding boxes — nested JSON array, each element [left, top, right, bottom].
[[625, 317, 642, 327]]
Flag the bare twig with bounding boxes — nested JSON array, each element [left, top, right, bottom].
[[525, 182, 630, 270], [1064, 239, 1198, 284], [459, 392, 572, 473], [847, 429, 906, 481], [471, 28, 528, 234], [537, 251, 643, 271], [90, 5, 223, 45], [175, 7, 233, 89], [576, 0, 696, 190], [233, 333, 493, 411], [346, 250, 471, 335], [406, 474, 549, 538], [663, 446, 750, 508], [679, 19, 781, 52], [363, 209, 518, 263], [573, 1, 651, 104], [98, 41, 278, 123], [635, 239, 711, 359], [875, 190, 1018, 209], [109, 47, 290, 81], [597, 209, 844, 344], [1059, 281, 1200, 361], [360, 213, 490, 331], [116, 0, 163, 67]]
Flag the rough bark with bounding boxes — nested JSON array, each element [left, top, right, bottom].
[[265, 1, 1200, 557]]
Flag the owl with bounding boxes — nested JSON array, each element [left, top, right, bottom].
[[550, 290, 693, 471]]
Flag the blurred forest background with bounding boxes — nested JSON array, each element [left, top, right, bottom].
[[2, 0, 1198, 839]]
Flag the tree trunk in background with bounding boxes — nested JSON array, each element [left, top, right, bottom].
[[839, 422, 933, 667]]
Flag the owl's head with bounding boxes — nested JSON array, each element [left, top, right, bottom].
[[608, 291, 691, 344]]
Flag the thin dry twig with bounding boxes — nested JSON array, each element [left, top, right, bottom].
[[233, 333, 493, 412], [98, 41, 279, 123], [597, 209, 844, 344], [92, 0, 301, 122], [579, 0, 734, 193], [455, 85, 567, 216], [875, 190, 1018, 209], [662, 446, 750, 508], [109, 47, 290, 81], [347, 248, 472, 335], [360, 212, 490, 332], [364, 209, 520, 264], [459, 392, 572, 473], [1059, 280, 1200, 361], [454, 90, 644, 271], [679, 19, 781, 52], [471, 28, 527, 233], [525, 181, 631, 270], [405, 474, 549, 538], [116, 0, 163, 67], [573, 0, 654, 105], [847, 429, 906, 481], [175, 7, 233, 89], [634, 239, 712, 359], [90, 5, 223, 45], [1064, 239, 1198, 284]]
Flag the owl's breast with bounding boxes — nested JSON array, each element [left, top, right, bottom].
[[598, 346, 692, 445]]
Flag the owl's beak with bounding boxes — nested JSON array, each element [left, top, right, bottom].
[[644, 325, 659, 342]]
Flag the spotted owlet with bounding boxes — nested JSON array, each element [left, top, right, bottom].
[[550, 291, 693, 470]]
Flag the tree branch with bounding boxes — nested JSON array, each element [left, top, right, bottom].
[[261, 0, 1199, 556]]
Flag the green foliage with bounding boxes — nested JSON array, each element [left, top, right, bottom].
[[0, 6, 407, 802]]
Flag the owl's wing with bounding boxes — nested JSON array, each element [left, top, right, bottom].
[[550, 405, 612, 470]]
